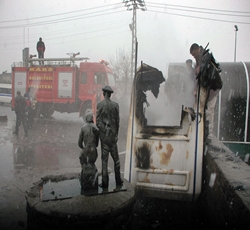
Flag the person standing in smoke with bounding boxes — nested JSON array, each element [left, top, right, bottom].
[[13, 91, 28, 137], [78, 112, 99, 191], [24, 87, 36, 129], [36, 37, 45, 65], [190, 43, 223, 143], [96, 85, 123, 188]]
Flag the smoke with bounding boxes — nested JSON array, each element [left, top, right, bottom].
[[144, 64, 196, 126], [144, 82, 182, 126]]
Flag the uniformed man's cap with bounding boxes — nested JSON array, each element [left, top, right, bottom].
[[17, 91, 21, 95], [102, 85, 114, 93]]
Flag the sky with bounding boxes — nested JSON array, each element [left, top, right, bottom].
[[0, 0, 250, 77]]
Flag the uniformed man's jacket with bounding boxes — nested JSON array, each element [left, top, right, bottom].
[[96, 97, 119, 143]]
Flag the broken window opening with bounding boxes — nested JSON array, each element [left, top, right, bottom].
[[135, 63, 196, 130]]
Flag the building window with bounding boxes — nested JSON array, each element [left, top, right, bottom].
[[81, 72, 87, 84], [94, 72, 106, 85]]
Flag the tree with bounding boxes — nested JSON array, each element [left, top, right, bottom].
[[109, 48, 132, 95], [109, 49, 132, 137]]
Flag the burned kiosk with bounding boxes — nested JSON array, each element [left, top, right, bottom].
[[124, 63, 205, 201]]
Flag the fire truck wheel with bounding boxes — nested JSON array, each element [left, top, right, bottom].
[[41, 104, 54, 118], [34, 103, 42, 118]]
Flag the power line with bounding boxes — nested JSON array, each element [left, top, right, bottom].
[[1, 1, 249, 52], [0, 19, 128, 40], [147, 3, 250, 18], [1, 2, 248, 30], [0, 17, 131, 47], [0, 3, 122, 23], [46, 29, 129, 46], [0, 27, 129, 48], [147, 9, 250, 25], [147, 1, 250, 15], [0, 6, 125, 29], [0, 8, 125, 29], [2, 22, 130, 47], [0, 29, 129, 51]]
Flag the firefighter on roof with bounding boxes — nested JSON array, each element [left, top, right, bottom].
[[36, 37, 45, 65]]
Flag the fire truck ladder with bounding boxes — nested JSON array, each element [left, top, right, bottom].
[[27, 57, 89, 67]]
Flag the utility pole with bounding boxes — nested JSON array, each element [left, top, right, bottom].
[[234, 25, 238, 62], [123, 0, 146, 81]]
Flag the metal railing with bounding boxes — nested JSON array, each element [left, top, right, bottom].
[[12, 57, 89, 68]]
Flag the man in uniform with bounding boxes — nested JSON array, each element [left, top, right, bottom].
[[96, 85, 123, 188], [13, 91, 28, 137], [36, 37, 45, 64]]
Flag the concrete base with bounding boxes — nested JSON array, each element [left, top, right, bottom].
[[201, 136, 250, 229], [26, 173, 135, 230]]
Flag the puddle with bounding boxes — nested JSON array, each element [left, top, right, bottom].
[[41, 175, 127, 201], [41, 178, 82, 201], [12, 142, 79, 169], [0, 141, 14, 179], [0, 140, 80, 182]]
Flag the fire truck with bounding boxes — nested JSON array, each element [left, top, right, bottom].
[[11, 48, 116, 119]]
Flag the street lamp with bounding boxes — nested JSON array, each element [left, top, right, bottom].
[[234, 25, 238, 62]]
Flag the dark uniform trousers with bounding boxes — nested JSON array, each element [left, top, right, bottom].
[[101, 141, 121, 187], [15, 112, 28, 136], [96, 97, 122, 187]]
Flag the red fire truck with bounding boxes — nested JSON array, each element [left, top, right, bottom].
[[11, 49, 116, 119]]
